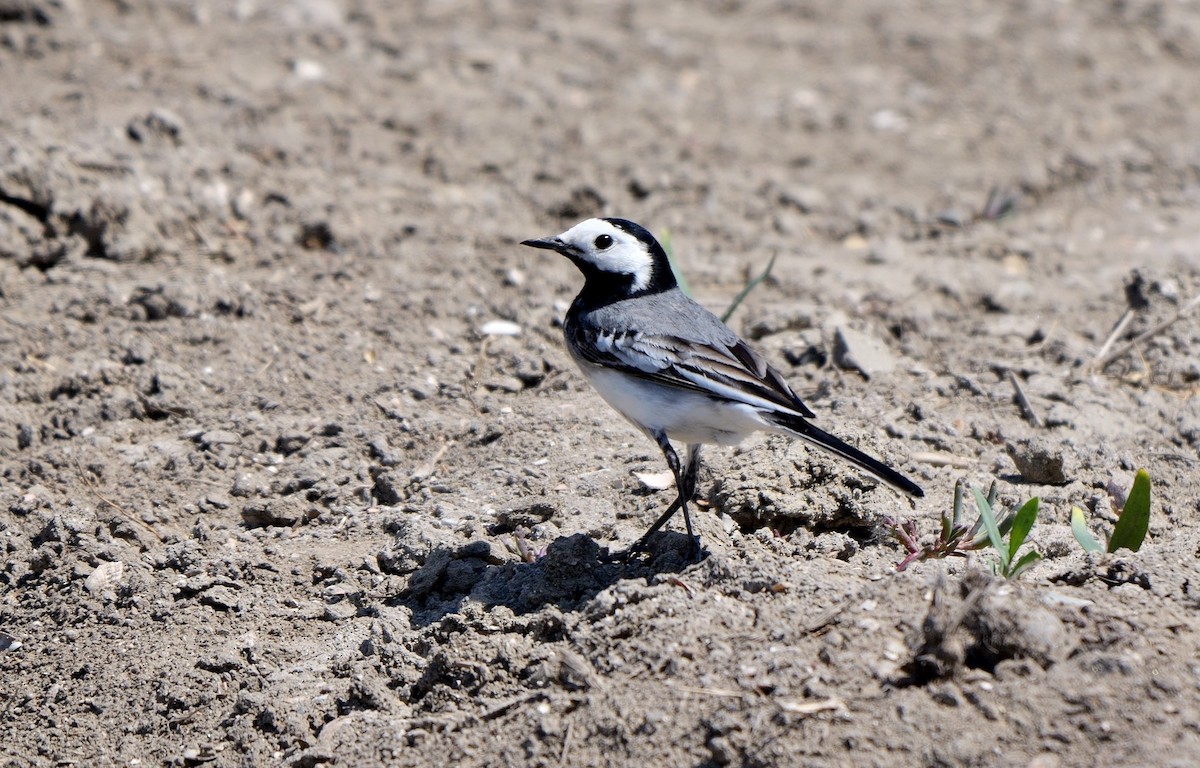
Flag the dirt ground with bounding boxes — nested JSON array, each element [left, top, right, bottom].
[[3, 1, 1200, 766]]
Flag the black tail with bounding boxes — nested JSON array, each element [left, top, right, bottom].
[[769, 413, 924, 498]]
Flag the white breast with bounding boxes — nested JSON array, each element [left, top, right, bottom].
[[574, 361, 768, 446]]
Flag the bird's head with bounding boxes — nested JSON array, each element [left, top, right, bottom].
[[521, 217, 677, 298]]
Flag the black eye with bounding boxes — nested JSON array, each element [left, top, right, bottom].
[[593, 234, 614, 249]]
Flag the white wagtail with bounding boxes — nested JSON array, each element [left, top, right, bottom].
[[522, 217, 923, 559]]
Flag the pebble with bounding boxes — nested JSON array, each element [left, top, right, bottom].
[[777, 184, 828, 213], [126, 108, 185, 145], [867, 237, 905, 264], [367, 434, 402, 467], [833, 326, 896, 378], [481, 320, 522, 336], [199, 586, 241, 612], [231, 473, 262, 498], [373, 470, 405, 505], [274, 432, 310, 455], [1006, 437, 1072, 484], [292, 58, 325, 81], [869, 108, 907, 133], [198, 430, 241, 450], [484, 375, 524, 393], [241, 499, 316, 528]]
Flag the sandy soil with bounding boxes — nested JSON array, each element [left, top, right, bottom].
[[3, 1, 1200, 766]]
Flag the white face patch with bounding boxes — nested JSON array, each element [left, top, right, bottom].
[[556, 218, 654, 291]]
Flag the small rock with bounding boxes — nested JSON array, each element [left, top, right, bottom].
[[275, 431, 310, 455], [481, 319, 522, 337], [968, 587, 1070, 669], [373, 470, 406, 505], [197, 651, 243, 673], [1006, 438, 1072, 484], [458, 539, 503, 565], [323, 602, 358, 621], [200, 586, 240, 612], [909, 573, 1071, 680], [867, 237, 904, 264], [935, 209, 965, 228], [241, 499, 317, 528], [231, 473, 263, 498], [197, 430, 241, 450], [409, 377, 438, 400], [129, 285, 193, 320], [121, 337, 154, 365], [782, 328, 826, 367], [483, 375, 524, 393], [833, 326, 896, 378], [367, 434, 402, 467], [126, 108, 185, 146], [489, 501, 557, 533], [284, 447, 349, 493], [983, 281, 1035, 313], [292, 58, 326, 81], [201, 494, 232, 511], [17, 424, 33, 450], [513, 357, 546, 387], [298, 221, 335, 251], [778, 185, 828, 213], [869, 108, 907, 133], [558, 649, 599, 690]]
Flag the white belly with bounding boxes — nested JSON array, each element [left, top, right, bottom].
[[576, 363, 768, 445]]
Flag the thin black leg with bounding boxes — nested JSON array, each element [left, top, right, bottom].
[[679, 443, 703, 561], [603, 436, 705, 563]]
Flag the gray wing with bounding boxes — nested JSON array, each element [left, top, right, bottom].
[[569, 294, 816, 419]]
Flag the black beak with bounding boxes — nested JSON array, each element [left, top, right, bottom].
[[520, 236, 568, 254]]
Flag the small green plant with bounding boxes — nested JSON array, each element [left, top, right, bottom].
[[974, 487, 1041, 579], [889, 481, 1041, 578], [1071, 468, 1152, 554], [890, 481, 1014, 571], [720, 253, 777, 323]]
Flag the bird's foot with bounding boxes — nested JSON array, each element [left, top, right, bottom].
[[599, 534, 705, 565], [599, 538, 650, 564]]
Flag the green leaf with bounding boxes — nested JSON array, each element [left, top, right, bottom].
[[996, 512, 1016, 538], [721, 252, 777, 323], [1008, 549, 1042, 580], [1007, 497, 1040, 562], [972, 487, 1008, 568], [951, 480, 964, 529], [1071, 506, 1104, 553], [1108, 468, 1151, 553]]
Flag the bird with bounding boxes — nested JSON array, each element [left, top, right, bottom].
[[521, 217, 923, 560]]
